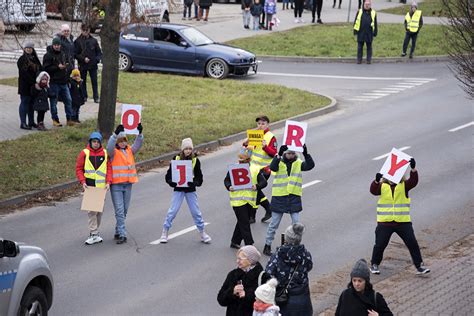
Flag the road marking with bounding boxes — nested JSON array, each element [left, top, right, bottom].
[[381, 87, 406, 91], [363, 93, 390, 96], [390, 85, 415, 89], [149, 222, 210, 245], [372, 146, 411, 161], [449, 121, 474, 132], [402, 82, 426, 86], [302, 180, 322, 188], [258, 72, 435, 81], [347, 98, 371, 102], [372, 90, 400, 94]]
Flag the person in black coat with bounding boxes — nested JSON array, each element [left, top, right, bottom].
[[218, 245, 270, 316], [336, 259, 393, 316], [30, 71, 51, 131], [74, 24, 102, 103], [198, 0, 212, 21], [353, 0, 378, 64], [17, 42, 42, 129], [68, 69, 85, 123]]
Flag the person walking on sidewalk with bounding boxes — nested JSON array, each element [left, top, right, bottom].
[[76, 131, 112, 245], [43, 37, 74, 127], [225, 149, 268, 249], [253, 278, 280, 316], [30, 71, 51, 131], [311, 0, 323, 24], [335, 259, 393, 316], [369, 158, 430, 275], [401, 1, 423, 59], [107, 124, 144, 244], [74, 23, 102, 103], [159, 138, 212, 244], [265, 223, 313, 315], [68, 68, 85, 123], [242, 0, 252, 29], [17, 41, 42, 130], [251, 0, 263, 31], [353, 0, 377, 64], [262, 145, 314, 256]]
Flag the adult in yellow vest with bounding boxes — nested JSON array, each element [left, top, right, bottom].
[[224, 150, 268, 248], [75, 131, 112, 245], [353, 0, 377, 64], [369, 158, 430, 275], [263, 144, 314, 256], [107, 124, 144, 244], [402, 2, 423, 58]]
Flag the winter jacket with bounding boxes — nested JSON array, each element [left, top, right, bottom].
[[218, 262, 270, 316], [335, 284, 393, 316], [30, 72, 51, 112], [252, 305, 280, 316], [69, 78, 85, 109], [269, 153, 315, 213], [264, 0, 277, 14], [17, 50, 42, 96], [242, 0, 252, 10], [354, 9, 378, 42], [184, 0, 194, 6], [43, 45, 69, 85], [56, 33, 75, 73], [76, 144, 113, 186], [165, 155, 203, 193], [265, 244, 313, 316], [74, 34, 102, 70], [199, 0, 212, 7], [250, 3, 263, 16]]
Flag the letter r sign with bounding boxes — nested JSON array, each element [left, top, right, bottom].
[[283, 120, 308, 152], [379, 148, 412, 184]]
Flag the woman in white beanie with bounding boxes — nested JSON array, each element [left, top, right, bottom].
[[253, 278, 281, 316]]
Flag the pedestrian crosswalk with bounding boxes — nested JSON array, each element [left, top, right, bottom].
[[0, 48, 47, 62]]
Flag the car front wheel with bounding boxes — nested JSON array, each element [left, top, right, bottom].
[[119, 53, 132, 71], [206, 58, 229, 79], [18, 286, 48, 316]]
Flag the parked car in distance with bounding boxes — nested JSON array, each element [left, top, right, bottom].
[[119, 23, 258, 79], [0, 239, 53, 316]]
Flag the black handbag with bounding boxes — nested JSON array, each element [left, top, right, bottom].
[[275, 263, 300, 305]]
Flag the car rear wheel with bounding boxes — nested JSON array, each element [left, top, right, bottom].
[[206, 58, 229, 79], [119, 53, 132, 71], [18, 286, 48, 316]]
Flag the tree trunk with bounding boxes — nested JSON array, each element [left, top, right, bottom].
[[98, 0, 121, 138]]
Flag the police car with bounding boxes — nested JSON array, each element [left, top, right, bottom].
[[0, 239, 53, 316]]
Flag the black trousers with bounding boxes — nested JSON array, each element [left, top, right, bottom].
[[232, 204, 254, 245], [79, 66, 99, 100], [294, 0, 304, 17], [402, 32, 418, 56], [371, 222, 424, 268], [312, 0, 323, 19], [357, 40, 372, 62], [37, 110, 46, 123]]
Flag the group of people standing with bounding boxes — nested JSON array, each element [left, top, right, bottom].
[[182, 0, 213, 21], [17, 23, 102, 130]]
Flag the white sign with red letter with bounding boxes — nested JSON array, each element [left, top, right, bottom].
[[379, 148, 412, 184], [171, 160, 193, 187], [121, 104, 142, 135], [283, 120, 308, 153], [229, 164, 253, 190]]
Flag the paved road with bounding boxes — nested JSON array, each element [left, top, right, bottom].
[[0, 60, 472, 315]]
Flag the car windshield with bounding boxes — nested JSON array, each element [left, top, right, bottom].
[[180, 28, 214, 46]]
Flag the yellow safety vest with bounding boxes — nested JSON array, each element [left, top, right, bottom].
[[272, 159, 303, 197], [250, 131, 275, 171], [405, 10, 422, 33], [229, 166, 258, 208], [175, 155, 196, 171], [354, 9, 376, 32], [377, 182, 411, 222], [83, 149, 108, 188]]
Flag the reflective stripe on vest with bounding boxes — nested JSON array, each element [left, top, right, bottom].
[[83, 149, 107, 188], [376, 182, 411, 222], [405, 10, 422, 33], [272, 159, 303, 197], [111, 146, 138, 184], [250, 131, 275, 170], [229, 166, 258, 207], [175, 155, 196, 171], [354, 9, 376, 32]]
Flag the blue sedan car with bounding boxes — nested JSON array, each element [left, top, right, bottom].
[[119, 23, 258, 79]]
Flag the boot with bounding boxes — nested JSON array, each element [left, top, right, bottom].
[[204, 9, 209, 21], [263, 244, 272, 256]]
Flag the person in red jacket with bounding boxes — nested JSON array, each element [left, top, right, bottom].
[[76, 131, 112, 245]]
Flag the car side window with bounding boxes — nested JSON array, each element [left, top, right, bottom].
[[122, 26, 150, 42], [153, 28, 183, 46]]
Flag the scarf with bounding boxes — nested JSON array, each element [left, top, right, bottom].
[[253, 301, 273, 312]]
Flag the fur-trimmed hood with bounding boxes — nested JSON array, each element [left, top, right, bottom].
[[36, 71, 50, 87]]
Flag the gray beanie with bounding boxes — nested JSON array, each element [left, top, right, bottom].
[[238, 245, 261, 265], [24, 41, 35, 49], [284, 223, 305, 245], [350, 259, 370, 281]]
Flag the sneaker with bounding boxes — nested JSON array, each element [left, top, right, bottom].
[[114, 234, 120, 240], [159, 229, 168, 243], [294, 18, 300, 23], [317, 19, 323, 24], [85, 233, 103, 245], [300, 18, 305, 23], [200, 231, 212, 244], [94, 98, 100, 103], [401, 52, 407, 57], [37, 122, 47, 131], [370, 264, 380, 274], [52, 119, 63, 127], [416, 265, 430, 275], [261, 213, 272, 223], [263, 244, 272, 256], [29, 123, 38, 129], [230, 242, 241, 249], [116, 236, 127, 244], [409, 54, 413, 59]]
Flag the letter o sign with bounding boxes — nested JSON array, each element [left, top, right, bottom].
[[122, 109, 139, 130]]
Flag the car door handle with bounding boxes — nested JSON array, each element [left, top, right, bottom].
[[153, 46, 160, 49]]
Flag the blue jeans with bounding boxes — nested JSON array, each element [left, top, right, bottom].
[[163, 191, 205, 232], [49, 83, 73, 121], [79, 66, 99, 100], [111, 183, 133, 237], [265, 211, 300, 245], [19, 95, 35, 126]]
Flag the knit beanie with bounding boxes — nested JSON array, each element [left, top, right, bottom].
[[181, 138, 193, 150], [116, 132, 128, 143], [238, 245, 261, 265], [411, 1, 417, 7], [89, 131, 103, 143], [255, 278, 278, 305], [350, 259, 370, 282], [71, 68, 81, 78], [52, 37, 61, 45], [24, 41, 34, 49], [284, 223, 305, 245]]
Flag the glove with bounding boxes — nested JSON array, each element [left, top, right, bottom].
[[375, 173, 383, 182], [170, 182, 177, 188], [278, 145, 288, 157], [410, 158, 416, 169], [137, 123, 143, 134], [114, 124, 124, 135], [187, 181, 195, 188], [303, 144, 308, 155]]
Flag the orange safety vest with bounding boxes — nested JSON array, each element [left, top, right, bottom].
[[111, 146, 138, 184]]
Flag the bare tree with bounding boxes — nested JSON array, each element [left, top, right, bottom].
[[442, 0, 474, 99]]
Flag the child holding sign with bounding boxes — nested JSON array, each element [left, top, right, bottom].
[[159, 138, 212, 244]]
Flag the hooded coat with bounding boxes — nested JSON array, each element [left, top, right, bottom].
[[335, 282, 393, 316], [17, 49, 42, 96], [30, 71, 51, 111]]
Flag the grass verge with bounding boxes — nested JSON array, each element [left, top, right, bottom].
[[227, 23, 448, 57], [379, 0, 447, 17], [0, 72, 331, 201]]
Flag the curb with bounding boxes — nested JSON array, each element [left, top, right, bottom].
[[0, 97, 337, 211], [259, 55, 451, 63]]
